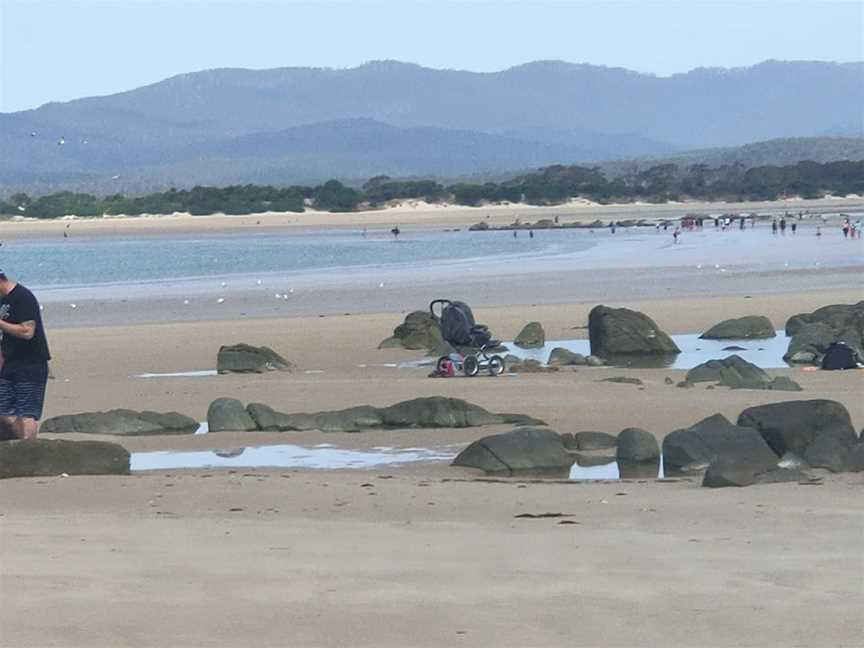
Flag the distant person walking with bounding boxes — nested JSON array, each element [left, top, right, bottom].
[[772, 219, 778, 234], [0, 271, 50, 440], [842, 219, 850, 239], [780, 217, 787, 234], [529, 230, 534, 239], [791, 222, 797, 234], [673, 228, 680, 244]]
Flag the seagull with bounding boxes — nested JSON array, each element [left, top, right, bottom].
[[220, 281, 227, 288], [111, 175, 120, 180], [183, 299, 190, 305], [378, 282, 385, 288], [217, 297, 225, 304], [30, 131, 36, 137], [58, 137, 65, 145], [288, 288, 294, 294], [70, 303, 77, 309], [256, 279, 263, 285]]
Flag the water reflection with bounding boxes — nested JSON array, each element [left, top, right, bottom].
[[131, 443, 456, 471], [568, 456, 664, 480]]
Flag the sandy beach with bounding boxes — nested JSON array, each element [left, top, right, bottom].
[[1, 201, 863, 647], [3, 288, 864, 647], [2, 195, 863, 240]]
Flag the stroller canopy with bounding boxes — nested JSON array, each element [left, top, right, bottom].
[[431, 299, 497, 348], [821, 342, 858, 370]]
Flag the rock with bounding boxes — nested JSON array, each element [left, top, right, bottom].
[[0, 439, 130, 479], [379, 310, 451, 355], [40, 410, 198, 436], [572, 431, 618, 451], [700, 316, 776, 339], [662, 413, 780, 474], [766, 376, 803, 392], [802, 433, 855, 473], [676, 381, 693, 388], [468, 221, 490, 231], [499, 413, 548, 427], [685, 355, 770, 389], [572, 453, 616, 467], [207, 398, 258, 432], [783, 301, 864, 362], [617, 458, 661, 479], [452, 428, 574, 473], [242, 397, 530, 433], [783, 322, 837, 362], [737, 399, 857, 457], [514, 322, 545, 349], [664, 376, 674, 385], [616, 427, 659, 462], [702, 459, 758, 487], [788, 351, 817, 364], [684, 355, 801, 391], [588, 305, 680, 356], [548, 348, 587, 366], [585, 355, 606, 366], [379, 397, 501, 428], [216, 344, 293, 374], [507, 359, 558, 373], [848, 444, 864, 472], [599, 376, 643, 385]]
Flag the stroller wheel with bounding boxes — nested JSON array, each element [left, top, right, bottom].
[[487, 355, 505, 376], [463, 355, 480, 377]]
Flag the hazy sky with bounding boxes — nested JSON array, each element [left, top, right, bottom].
[[1, 0, 862, 112]]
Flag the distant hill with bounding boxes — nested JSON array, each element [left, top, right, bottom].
[[1, 59, 862, 193], [598, 137, 864, 177]]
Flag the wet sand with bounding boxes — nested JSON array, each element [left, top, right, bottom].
[[2, 238, 864, 645]]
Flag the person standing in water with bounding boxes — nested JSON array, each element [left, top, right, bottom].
[[391, 226, 400, 239], [0, 271, 51, 440]]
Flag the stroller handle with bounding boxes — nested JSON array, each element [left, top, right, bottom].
[[429, 299, 453, 319]]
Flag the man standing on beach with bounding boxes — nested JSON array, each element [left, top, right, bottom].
[[0, 271, 51, 440]]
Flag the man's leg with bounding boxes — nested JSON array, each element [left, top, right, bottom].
[[14, 417, 38, 440]]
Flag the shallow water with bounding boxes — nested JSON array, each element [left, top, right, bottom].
[[568, 456, 665, 480], [502, 331, 791, 369], [133, 369, 218, 379], [130, 443, 456, 471]]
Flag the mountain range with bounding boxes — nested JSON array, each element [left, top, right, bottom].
[[1, 59, 862, 193]]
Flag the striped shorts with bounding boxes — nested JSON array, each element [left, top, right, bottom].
[[0, 363, 49, 420]]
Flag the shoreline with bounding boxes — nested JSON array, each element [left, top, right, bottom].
[[2, 195, 863, 239]]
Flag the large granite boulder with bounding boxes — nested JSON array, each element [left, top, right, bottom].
[[570, 431, 618, 451], [0, 439, 130, 479], [452, 428, 574, 473], [588, 306, 680, 356], [514, 322, 545, 349], [683, 355, 801, 391], [784, 302, 864, 363], [616, 427, 660, 462], [700, 316, 776, 340], [736, 399, 857, 457], [662, 413, 779, 474], [207, 398, 258, 432], [217, 344, 293, 374], [701, 460, 805, 488], [547, 348, 588, 366], [379, 311, 451, 355], [40, 409, 198, 436], [242, 397, 529, 433]]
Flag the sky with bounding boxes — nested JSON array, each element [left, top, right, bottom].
[[1, 0, 862, 112]]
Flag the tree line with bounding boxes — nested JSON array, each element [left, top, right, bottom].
[[2, 160, 861, 219]]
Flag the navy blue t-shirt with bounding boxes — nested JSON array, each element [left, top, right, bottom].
[[0, 284, 51, 368]]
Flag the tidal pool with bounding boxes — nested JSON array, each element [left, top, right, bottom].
[[501, 331, 791, 369], [131, 443, 456, 471]]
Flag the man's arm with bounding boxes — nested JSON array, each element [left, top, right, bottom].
[[0, 319, 35, 340]]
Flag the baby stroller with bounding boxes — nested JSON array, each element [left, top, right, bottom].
[[431, 299, 505, 377]]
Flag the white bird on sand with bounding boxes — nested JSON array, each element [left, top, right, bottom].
[[30, 131, 36, 137], [58, 137, 65, 145], [275, 293, 282, 299], [70, 303, 77, 309], [282, 294, 289, 300], [183, 299, 190, 305], [217, 298, 225, 304], [220, 281, 227, 288], [379, 282, 385, 288], [288, 288, 294, 294], [256, 279, 262, 285]]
